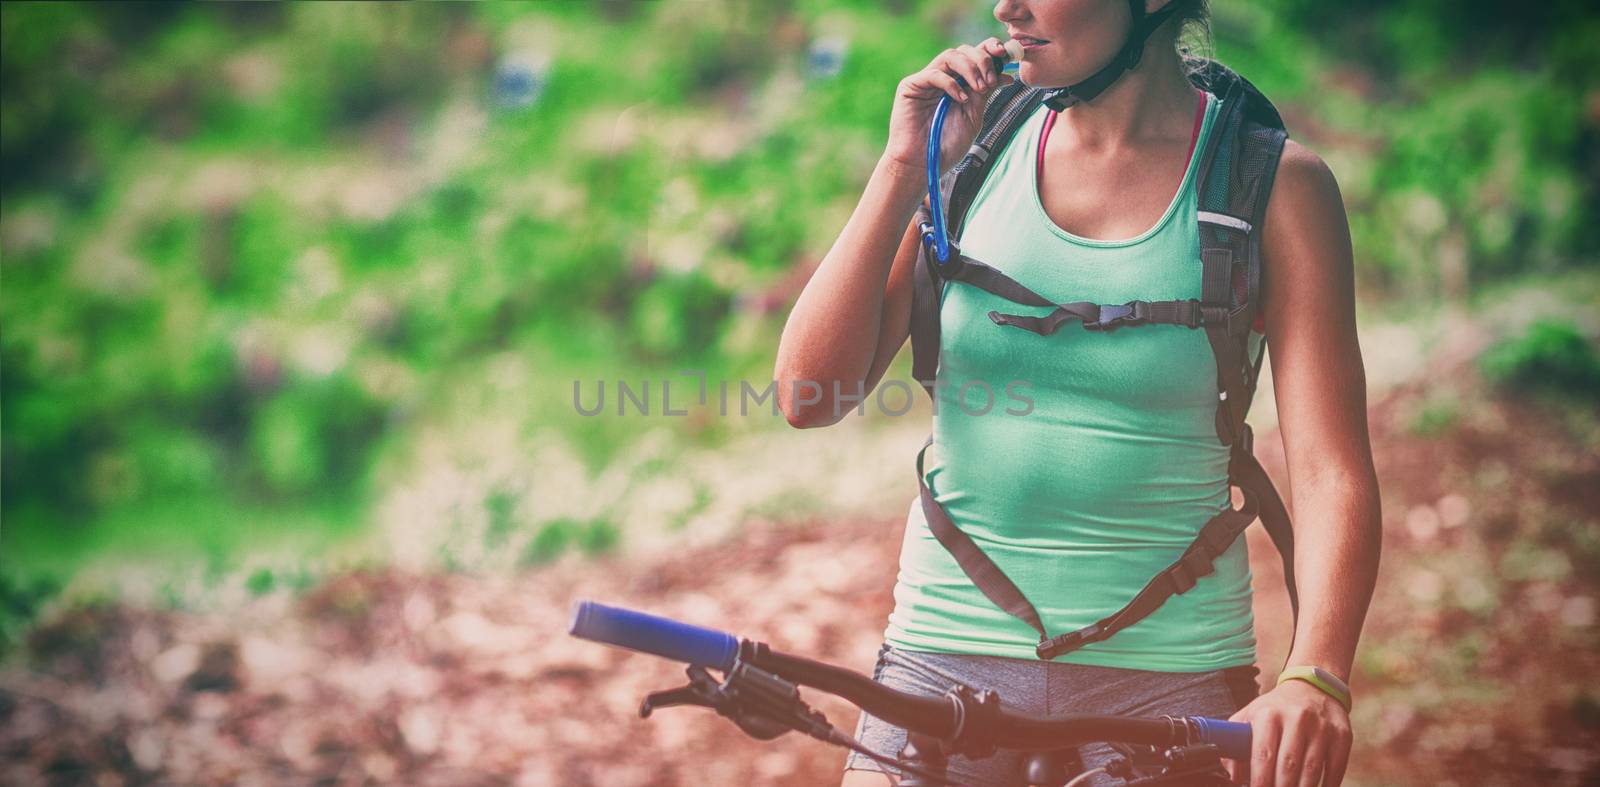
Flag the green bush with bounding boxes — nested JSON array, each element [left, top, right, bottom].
[[248, 373, 387, 498], [518, 517, 619, 567], [629, 271, 733, 361], [1481, 320, 1600, 400], [0, 574, 61, 660], [1408, 394, 1461, 437], [245, 567, 276, 597]]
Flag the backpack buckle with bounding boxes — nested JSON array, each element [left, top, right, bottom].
[[1036, 624, 1102, 660], [1043, 88, 1083, 111], [1200, 305, 1237, 332], [1085, 301, 1147, 332]]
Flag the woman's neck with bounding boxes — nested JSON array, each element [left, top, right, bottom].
[[1047, 31, 1198, 153]]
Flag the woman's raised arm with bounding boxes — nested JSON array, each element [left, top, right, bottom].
[[775, 39, 1016, 428], [773, 157, 924, 428]]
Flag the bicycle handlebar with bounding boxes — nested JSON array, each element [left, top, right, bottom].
[[569, 601, 1253, 761]]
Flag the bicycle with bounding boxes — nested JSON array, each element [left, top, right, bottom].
[[569, 601, 1252, 786]]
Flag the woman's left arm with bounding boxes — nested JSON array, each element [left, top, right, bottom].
[[1225, 139, 1383, 787]]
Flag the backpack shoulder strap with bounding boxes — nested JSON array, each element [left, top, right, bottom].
[[1192, 60, 1294, 445], [1192, 61, 1301, 621], [945, 84, 1048, 245], [911, 83, 1045, 396]]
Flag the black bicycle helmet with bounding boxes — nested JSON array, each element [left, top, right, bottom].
[[1042, 0, 1183, 110]]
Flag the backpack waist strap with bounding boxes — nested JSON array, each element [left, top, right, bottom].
[[915, 430, 1297, 661]]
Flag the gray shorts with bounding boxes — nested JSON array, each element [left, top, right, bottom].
[[841, 643, 1260, 786]]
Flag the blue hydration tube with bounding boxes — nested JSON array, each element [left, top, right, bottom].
[[927, 58, 1021, 264]]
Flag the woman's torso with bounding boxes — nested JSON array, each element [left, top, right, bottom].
[[883, 88, 1261, 672]]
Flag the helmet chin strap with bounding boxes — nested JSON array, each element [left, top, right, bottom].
[[1042, 0, 1183, 111]]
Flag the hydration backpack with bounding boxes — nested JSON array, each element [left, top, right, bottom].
[[907, 59, 1300, 661]]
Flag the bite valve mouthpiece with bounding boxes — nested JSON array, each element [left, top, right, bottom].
[[1001, 38, 1025, 66], [991, 39, 1024, 78]]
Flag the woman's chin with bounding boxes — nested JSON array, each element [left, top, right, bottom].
[[1016, 62, 1075, 90]]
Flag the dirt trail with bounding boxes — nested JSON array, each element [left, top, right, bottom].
[[3, 378, 1597, 786]]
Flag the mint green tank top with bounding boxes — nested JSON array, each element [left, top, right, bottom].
[[883, 90, 1260, 672]]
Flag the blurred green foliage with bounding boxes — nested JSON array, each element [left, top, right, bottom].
[[0, 574, 61, 657], [519, 517, 620, 567], [1482, 319, 1600, 399], [1407, 392, 1462, 438], [1, 0, 1597, 585]]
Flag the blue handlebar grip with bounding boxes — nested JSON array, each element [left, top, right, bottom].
[[568, 601, 739, 671], [1190, 717, 1252, 761]]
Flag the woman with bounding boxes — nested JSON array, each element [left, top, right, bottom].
[[774, 1, 1381, 786]]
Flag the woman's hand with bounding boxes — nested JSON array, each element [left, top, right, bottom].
[[883, 38, 1016, 177], [1225, 680, 1353, 786]]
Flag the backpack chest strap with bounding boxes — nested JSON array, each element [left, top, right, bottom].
[[940, 252, 1208, 335], [989, 299, 1204, 335]]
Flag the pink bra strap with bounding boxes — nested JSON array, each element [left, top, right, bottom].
[[1037, 88, 1207, 185]]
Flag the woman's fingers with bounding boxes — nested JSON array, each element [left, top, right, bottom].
[[885, 38, 1017, 168], [1324, 715, 1353, 786], [903, 68, 967, 102], [907, 38, 1015, 104], [975, 37, 1018, 85], [1249, 713, 1280, 787], [1224, 701, 1255, 784], [929, 51, 980, 96], [979, 36, 1010, 61], [953, 44, 991, 91], [925, 68, 968, 102], [979, 38, 1017, 87], [1290, 715, 1329, 787]]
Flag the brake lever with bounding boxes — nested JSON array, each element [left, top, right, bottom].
[[641, 662, 723, 717], [1121, 743, 1231, 786], [638, 663, 833, 742], [640, 684, 717, 717]]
